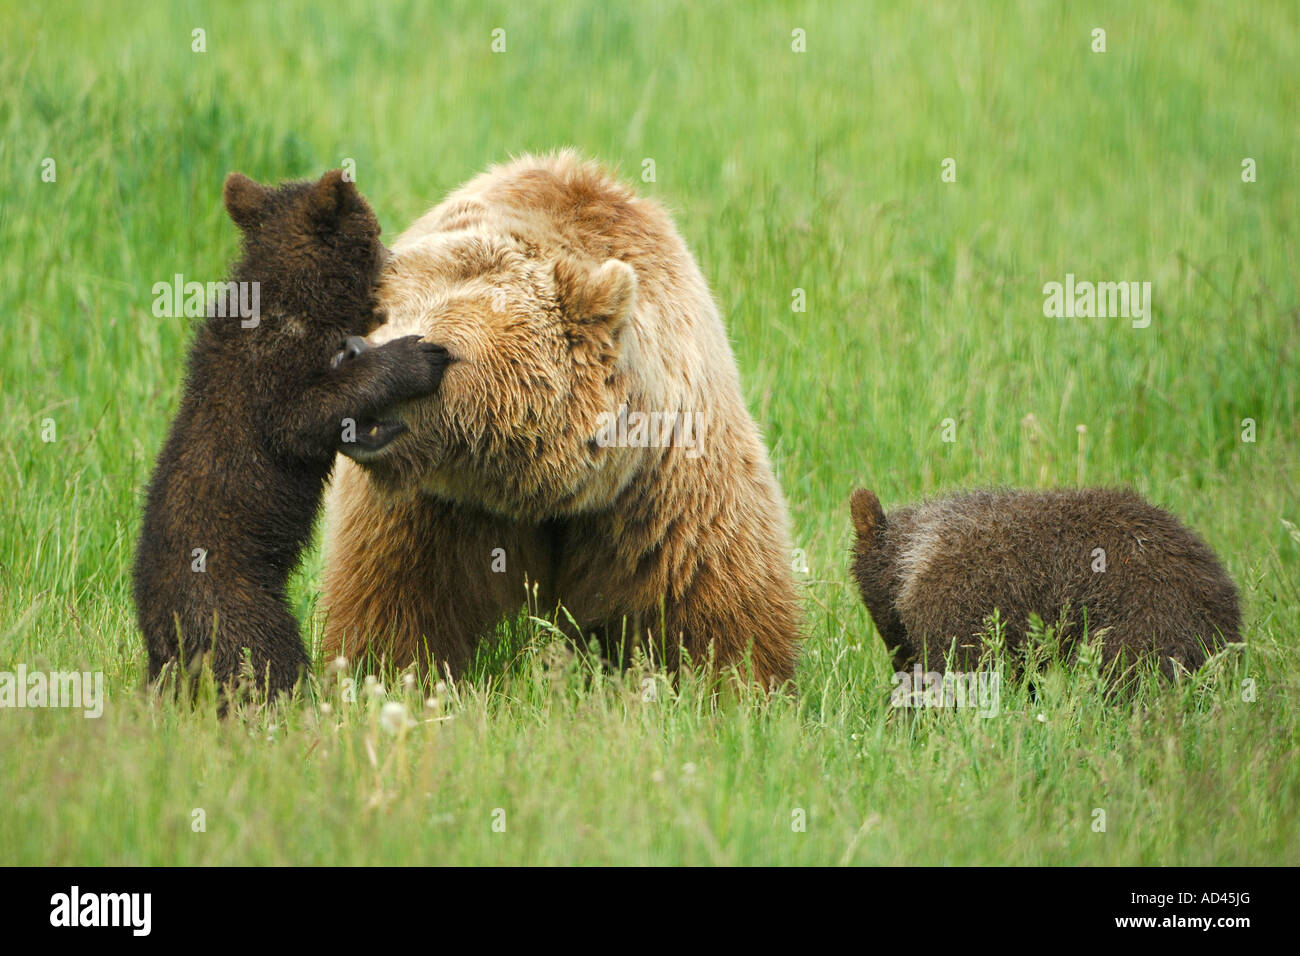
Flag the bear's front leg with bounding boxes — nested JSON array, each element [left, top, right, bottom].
[[320, 459, 554, 678], [554, 495, 803, 692]]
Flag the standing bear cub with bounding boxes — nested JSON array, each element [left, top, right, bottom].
[[321, 151, 803, 689], [134, 170, 451, 698], [849, 487, 1241, 678]]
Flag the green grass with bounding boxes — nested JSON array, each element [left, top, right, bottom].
[[1, 0, 1297, 865]]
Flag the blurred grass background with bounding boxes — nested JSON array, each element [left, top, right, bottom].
[[0, 0, 1296, 864]]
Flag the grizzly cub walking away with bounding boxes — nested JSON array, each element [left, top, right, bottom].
[[849, 487, 1241, 678], [134, 170, 451, 699]]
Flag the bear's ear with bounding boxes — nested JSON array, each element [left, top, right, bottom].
[[308, 169, 363, 228], [554, 256, 637, 332], [223, 172, 270, 230], [850, 488, 886, 543]]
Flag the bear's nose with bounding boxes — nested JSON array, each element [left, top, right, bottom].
[[330, 335, 369, 369]]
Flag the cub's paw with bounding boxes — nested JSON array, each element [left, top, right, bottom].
[[337, 337, 451, 460], [381, 335, 453, 397]]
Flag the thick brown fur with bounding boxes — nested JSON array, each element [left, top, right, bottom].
[[134, 170, 451, 698], [849, 487, 1241, 678], [321, 151, 803, 689]]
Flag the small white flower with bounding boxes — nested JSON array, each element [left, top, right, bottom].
[[651, 769, 665, 784], [435, 681, 448, 697], [319, 702, 332, 715], [402, 673, 416, 689], [1036, 713, 1048, 723], [329, 656, 348, 673], [380, 701, 411, 734], [682, 762, 697, 776]]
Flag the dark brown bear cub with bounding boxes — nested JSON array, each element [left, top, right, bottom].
[[134, 170, 451, 699], [849, 487, 1241, 678]]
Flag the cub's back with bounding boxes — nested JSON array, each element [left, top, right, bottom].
[[892, 488, 1238, 665]]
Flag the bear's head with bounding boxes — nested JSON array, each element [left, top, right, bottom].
[[849, 487, 913, 668], [341, 229, 641, 520], [222, 169, 388, 336]]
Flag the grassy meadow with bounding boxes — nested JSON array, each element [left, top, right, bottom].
[[1, 1, 1297, 865]]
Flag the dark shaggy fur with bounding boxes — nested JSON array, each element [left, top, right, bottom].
[[134, 170, 451, 698], [849, 487, 1241, 678]]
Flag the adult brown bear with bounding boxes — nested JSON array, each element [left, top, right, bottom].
[[320, 152, 802, 689]]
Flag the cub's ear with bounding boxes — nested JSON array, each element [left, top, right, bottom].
[[223, 172, 270, 230], [309, 169, 363, 228], [850, 488, 886, 543], [554, 256, 636, 332]]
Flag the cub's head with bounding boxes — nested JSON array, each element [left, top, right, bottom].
[[222, 169, 386, 336], [849, 487, 913, 667], [342, 230, 639, 519], [850, 488, 886, 549], [849, 487, 890, 603]]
